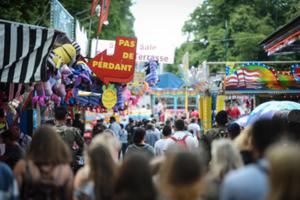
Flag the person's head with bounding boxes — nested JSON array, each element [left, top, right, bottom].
[[227, 123, 241, 140], [110, 116, 116, 123], [159, 149, 205, 200], [92, 123, 107, 137], [90, 131, 121, 162], [87, 143, 116, 200], [54, 106, 67, 121], [129, 118, 134, 124], [190, 118, 196, 124], [272, 109, 300, 142], [45, 119, 55, 125], [215, 111, 228, 126], [146, 123, 154, 130], [251, 119, 281, 158], [151, 118, 157, 124], [162, 125, 172, 137], [133, 128, 146, 144], [120, 124, 124, 129], [114, 154, 156, 200], [210, 139, 243, 180], [174, 119, 185, 131], [266, 141, 300, 200], [27, 125, 72, 165], [2, 125, 20, 142], [165, 119, 172, 127]]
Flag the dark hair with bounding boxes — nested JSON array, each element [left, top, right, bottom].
[[216, 111, 228, 126], [162, 126, 172, 137], [251, 119, 281, 155], [44, 119, 55, 125], [114, 154, 156, 200], [146, 123, 154, 130], [55, 106, 67, 120], [175, 119, 185, 131], [26, 125, 72, 165], [129, 118, 134, 123], [272, 110, 300, 141], [110, 116, 116, 123], [133, 128, 145, 144], [168, 151, 203, 186], [227, 123, 241, 139], [159, 150, 204, 200], [191, 118, 196, 123], [92, 123, 107, 137], [88, 144, 116, 200], [120, 124, 124, 129], [2, 129, 14, 141], [74, 113, 80, 120]]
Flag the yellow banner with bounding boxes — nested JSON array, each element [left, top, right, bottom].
[[216, 95, 226, 112], [200, 96, 212, 131]]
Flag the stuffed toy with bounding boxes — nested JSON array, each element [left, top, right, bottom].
[[47, 43, 77, 72], [114, 85, 124, 112], [145, 59, 159, 86]]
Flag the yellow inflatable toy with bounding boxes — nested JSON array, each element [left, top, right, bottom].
[[48, 43, 76, 69]]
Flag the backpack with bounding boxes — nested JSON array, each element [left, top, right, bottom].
[[170, 134, 189, 148], [21, 162, 66, 200]]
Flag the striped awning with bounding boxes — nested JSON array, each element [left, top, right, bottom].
[[0, 20, 59, 83]]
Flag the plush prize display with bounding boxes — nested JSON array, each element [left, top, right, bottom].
[[145, 59, 159, 86], [114, 85, 125, 111]]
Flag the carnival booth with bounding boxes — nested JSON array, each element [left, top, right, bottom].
[[150, 72, 208, 122], [0, 20, 144, 136], [0, 19, 79, 135]]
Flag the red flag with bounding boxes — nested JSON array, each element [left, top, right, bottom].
[[90, 0, 99, 16], [97, 0, 110, 35]]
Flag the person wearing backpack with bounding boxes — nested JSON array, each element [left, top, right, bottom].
[[54, 107, 84, 172], [164, 119, 198, 151], [14, 125, 73, 200]]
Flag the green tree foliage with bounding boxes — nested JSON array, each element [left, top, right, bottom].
[[166, 0, 300, 74], [0, 0, 135, 39]]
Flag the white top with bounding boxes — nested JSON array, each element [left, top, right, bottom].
[[187, 123, 201, 137], [154, 138, 168, 156], [164, 131, 198, 151]]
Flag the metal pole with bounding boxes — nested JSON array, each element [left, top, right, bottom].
[[88, 17, 93, 58], [95, 35, 99, 57], [224, 20, 228, 61]]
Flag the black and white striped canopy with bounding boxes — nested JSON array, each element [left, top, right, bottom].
[[0, 20, 58, 83]]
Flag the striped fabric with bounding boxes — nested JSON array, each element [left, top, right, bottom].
[[72, 41, 81, 56], [0, 20, 57, 83]]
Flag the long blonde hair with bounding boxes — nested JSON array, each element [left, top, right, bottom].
[[210, 139, 243, 181], [89, 131, 121, 163], [266, 141, 300, 200]]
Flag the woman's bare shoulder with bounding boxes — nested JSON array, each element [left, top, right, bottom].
[[74, 166, 89, 188]]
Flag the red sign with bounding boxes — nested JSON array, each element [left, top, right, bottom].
[[87, 36, 137, 84]]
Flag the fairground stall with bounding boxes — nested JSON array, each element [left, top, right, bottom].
[[0, 19, 74, 135], [149, 72, 208, 121]]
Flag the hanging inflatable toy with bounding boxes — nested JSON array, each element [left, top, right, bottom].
[[47, 43, 77, 71], [145, 59, 159, 86], [114, 85, 125, 112]]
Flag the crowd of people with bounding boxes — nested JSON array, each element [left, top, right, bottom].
[[0, 106, 300, 200]]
